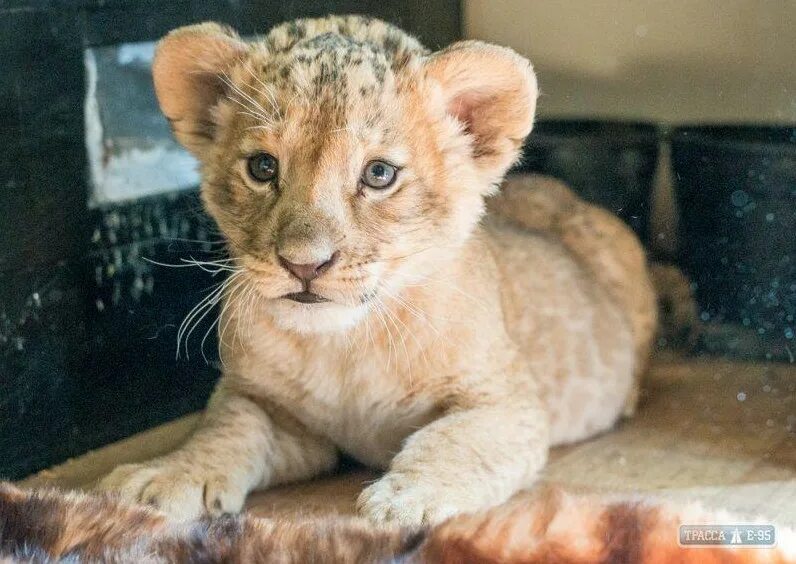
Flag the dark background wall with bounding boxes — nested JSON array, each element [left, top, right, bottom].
[[0, 0, 461, 480]]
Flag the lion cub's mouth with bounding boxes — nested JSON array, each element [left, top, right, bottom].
[[282, 291, 331, 304]]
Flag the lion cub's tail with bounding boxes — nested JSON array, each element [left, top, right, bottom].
[[648, 261, 702, 350]]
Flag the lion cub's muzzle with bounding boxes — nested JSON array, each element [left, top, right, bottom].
[[278, 250, 340, 303]]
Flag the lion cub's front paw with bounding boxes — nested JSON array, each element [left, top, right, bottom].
[[98, 459, 247, 521], [357, 472, 465, 527]]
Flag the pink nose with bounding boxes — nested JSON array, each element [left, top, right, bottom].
[[278, 251, 339, 283]]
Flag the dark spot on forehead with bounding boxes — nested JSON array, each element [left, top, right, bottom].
[[286, 20, 306, 41], [311, 59, 348, 97], [265, 15, 428, 69], [339, 15, 376, 38], [372, 61, 386, 83], [382, 33, 401, 55], [301, 31, 351, 51], [259, 60, 279, 75]]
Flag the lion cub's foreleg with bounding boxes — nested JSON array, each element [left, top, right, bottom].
[[357, 397, 549, 526], [99, 380, 337, 520]]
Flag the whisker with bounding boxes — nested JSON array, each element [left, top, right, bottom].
[[177, 270, 244, 359], [237, 280, 259, 347], [177, 284, 226, 360], [243, 63, 283, 121], [375, 295, 413, 385], [219, 72, 273, 121], [183, 275, 242, 359], [218, 275, 251, 356], [200, 315, 221, 364], [143, 256, 242, 276], [371, 299, 395, 374], [377, 285, 445, 362]]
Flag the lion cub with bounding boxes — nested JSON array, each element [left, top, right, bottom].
[[100, 15, 656, 525]]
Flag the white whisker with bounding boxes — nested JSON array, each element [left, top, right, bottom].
[[183, 274, 243, 359], [177, 270, 245, 360]]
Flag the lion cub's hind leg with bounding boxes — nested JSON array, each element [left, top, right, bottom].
[[488, 175, 658, 416]]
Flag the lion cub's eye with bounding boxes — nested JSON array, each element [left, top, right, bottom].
[[361, 160, 398, 189], [247, 153, 278, 183]]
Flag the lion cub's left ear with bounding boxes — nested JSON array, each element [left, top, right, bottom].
[[424, 41, 538, 182]]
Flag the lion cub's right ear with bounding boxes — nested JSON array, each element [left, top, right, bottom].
[[153, 22, 247, 157]]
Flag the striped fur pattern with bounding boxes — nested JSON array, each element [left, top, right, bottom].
[[1, 483, 792, 563]]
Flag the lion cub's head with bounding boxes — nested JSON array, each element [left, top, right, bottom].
[[154, 15, 537, 334]]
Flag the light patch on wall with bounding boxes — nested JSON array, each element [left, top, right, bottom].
[[84, 42, 200, 207]]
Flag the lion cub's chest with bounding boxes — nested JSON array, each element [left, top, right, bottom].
[[253, 350, 440, 468]]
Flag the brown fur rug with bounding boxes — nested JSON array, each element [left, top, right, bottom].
[[1, 482, 793, 563]]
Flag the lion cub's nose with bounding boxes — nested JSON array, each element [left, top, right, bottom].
[[278, 251, 339, 283]]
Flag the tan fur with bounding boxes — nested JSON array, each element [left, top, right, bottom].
[[3, 483, 794, 563], [487, 174, 658, 417], [99, 16, 656, 526]]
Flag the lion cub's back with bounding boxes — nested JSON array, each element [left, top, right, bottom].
[[488, 175, 657, 376], [484, 219, 636, 445]]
